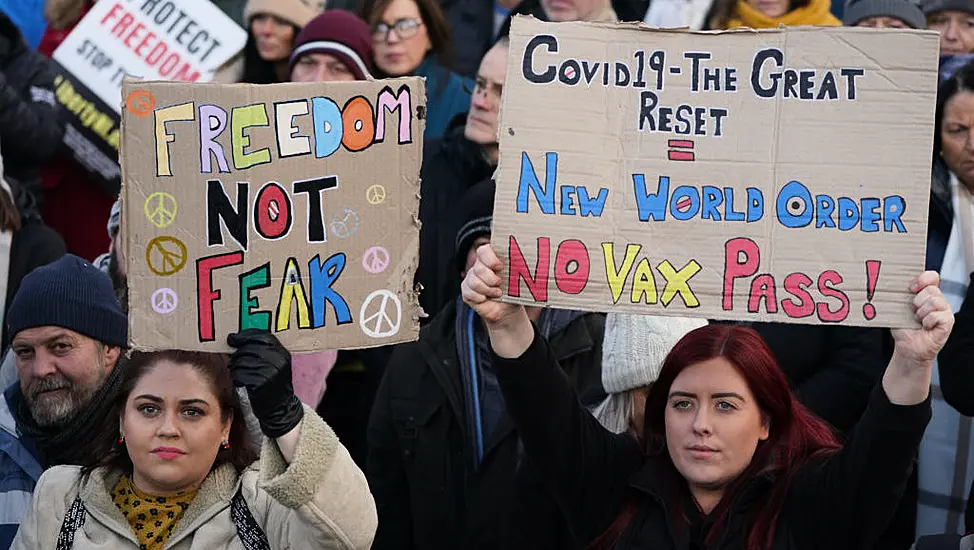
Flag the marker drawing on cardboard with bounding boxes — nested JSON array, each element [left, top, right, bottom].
[[493, 18, 940, 327], [121, 79, 425, 352]]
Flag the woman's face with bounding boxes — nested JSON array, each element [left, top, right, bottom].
[[251, 14, 295, 62], [121, 361, 231, 495], [372, 0, 431, 76], [665, 357, 769, 502], [746, 0, 789, 19], [928, 10, 974, 56], [941, 90, 974, 189]]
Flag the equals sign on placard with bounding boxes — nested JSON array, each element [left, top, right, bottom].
[[667, 139, 695, 162]]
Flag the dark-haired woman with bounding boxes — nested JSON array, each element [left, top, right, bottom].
[[461, 242, 949, 550], [214, 0, 324, 84], [916, 58, 974, 537], [361, 0, 472, 140], [11, 330, 377, 549], [709, 0, 839, 29]]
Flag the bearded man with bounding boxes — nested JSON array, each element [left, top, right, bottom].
[[0, 254, 125, 548]]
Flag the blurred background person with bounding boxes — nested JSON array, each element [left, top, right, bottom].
[[709, 0, 841, 28], [290, 10, 375, 82], [924, 0, 974, 57], [361, 0, 472, 140], [843, 0, 927, 27], [916, 58, 974, 539], [214, 0, 325, 84], [417, 38, 507, 319]]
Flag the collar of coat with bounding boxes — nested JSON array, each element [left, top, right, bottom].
[[70, 405, 334, 546], [78, 463, 244, 546], [623, 455, 778, 547]]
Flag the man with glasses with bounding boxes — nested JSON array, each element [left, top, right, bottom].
[[414, 38, 508, 321]]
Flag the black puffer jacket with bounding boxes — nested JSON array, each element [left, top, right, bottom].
[[495, 330, 931, 550], [416, 115, 494, 319], [0, 13, 63, 207], [367, 305, 605, 550]]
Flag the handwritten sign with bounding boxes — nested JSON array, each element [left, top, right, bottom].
[[51, 0, 246, 194], [121, 79, 425, 352], [494, 19, 940, 327]]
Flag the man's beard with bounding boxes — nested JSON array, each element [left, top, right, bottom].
[[23, 358, 107, 427], [109, 250, 128, 315]]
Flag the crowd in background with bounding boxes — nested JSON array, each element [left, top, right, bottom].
[[0, 0, 965, 548]]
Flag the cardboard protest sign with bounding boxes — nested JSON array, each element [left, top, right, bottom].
[[51, 0, 247, 194], [121, 79, 425, 352], [494, 19, 939, 327]]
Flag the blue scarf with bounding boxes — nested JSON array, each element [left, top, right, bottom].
[[454, 297, 583, 470]]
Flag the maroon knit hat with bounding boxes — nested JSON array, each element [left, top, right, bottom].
[[289, 10, 375, 80]]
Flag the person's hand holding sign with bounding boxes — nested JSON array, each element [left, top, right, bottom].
[[461, 243, 534, 359], [884, 271, 955, 406], [228, 329, 304, 461]]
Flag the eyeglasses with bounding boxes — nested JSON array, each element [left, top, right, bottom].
[[372, 18, 424, 42]]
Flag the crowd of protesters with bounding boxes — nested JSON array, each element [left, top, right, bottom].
[[0, 0, 965, 548]]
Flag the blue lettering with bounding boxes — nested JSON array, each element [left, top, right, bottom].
[[776, 181, 812, 228], [633, 174, 669, 222], [725, 187, 744, 221], [311, 97, 342, 158], [837, 197, 860, 231], [560, 186, 577, 215], [815, 195, 836, 228], [308, 253, 351, 327], [670, 186, 700, 221], [860, 198, 881, 232], [577, 187, 608, 217], [884, 196, 906, 232], [516, 152, 557, 214], [701, 186, 722, 220], [746, 188, 764, 223]]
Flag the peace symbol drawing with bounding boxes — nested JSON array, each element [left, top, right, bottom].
[[330, 208, 360, 239], [151, 288, 178, 314], [144, 192, 178, 229], [359, 289, 402, 338], [145, 236, 188, 276], [366, 184, 386, 205], [362, 246, 390, 274], [126, 90, 155, 118]]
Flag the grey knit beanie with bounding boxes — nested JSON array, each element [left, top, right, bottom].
[[844, 0, 927, 27], [920, 0, 974, 16], [600, 313, 707, 394]]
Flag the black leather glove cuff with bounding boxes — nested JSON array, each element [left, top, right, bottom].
[[253, 393, 304, 439]]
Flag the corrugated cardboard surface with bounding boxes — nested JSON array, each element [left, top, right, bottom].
[[122, 79, 424, 352], [494, 18, 939, 327]]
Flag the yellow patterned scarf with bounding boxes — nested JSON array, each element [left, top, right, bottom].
[[725, 0, 840, 28], [111, 475, 197, 550]]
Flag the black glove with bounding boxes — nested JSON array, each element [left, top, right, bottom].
[[227, 329, 304, 438]]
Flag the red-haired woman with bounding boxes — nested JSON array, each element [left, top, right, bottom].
[[461, 243, 952, 550]]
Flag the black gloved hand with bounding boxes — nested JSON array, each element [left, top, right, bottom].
[[227, 329, 304, 438]]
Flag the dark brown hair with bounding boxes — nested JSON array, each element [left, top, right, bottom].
[[242, 15, 300, 84], [360, 0, 454, 73], [84, 350, 257, 476]]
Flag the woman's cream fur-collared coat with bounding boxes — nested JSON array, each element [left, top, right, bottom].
[[11, 406, 377, 549]]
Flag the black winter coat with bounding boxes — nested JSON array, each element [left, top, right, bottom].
[[416, 115, 494, 319], [936, 273, 974, 529], [366, 305, 606, 550], [736, 322, 886, 433], [495, 330, 931, 550], [0, 14, 63, 202]]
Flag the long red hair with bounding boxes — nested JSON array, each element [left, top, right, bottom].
[[591, 324, 841, 550]]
